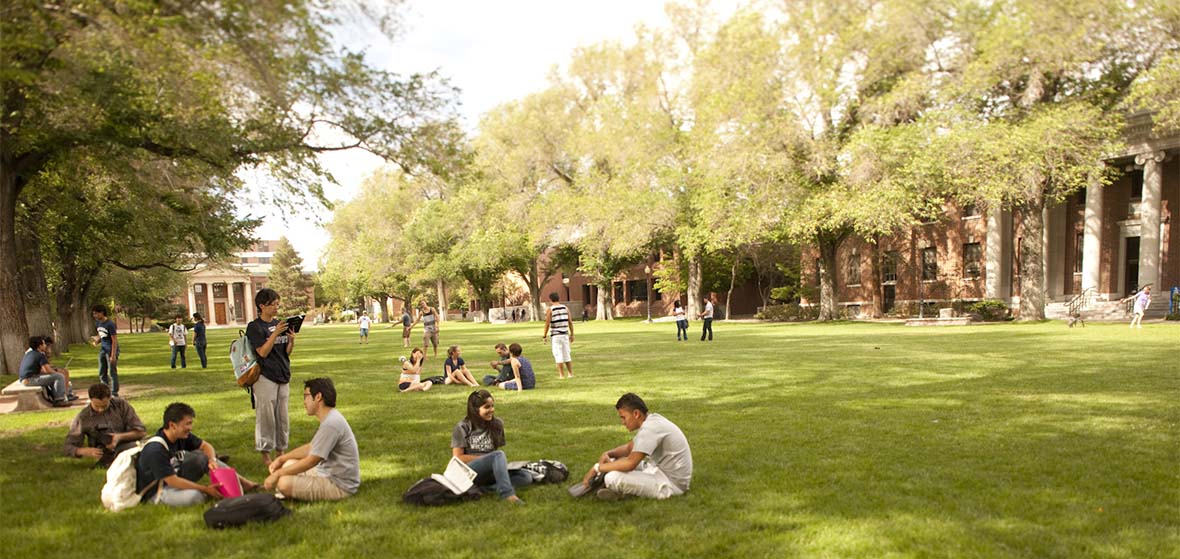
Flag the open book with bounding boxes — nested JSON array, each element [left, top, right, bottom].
[[431, 456, 477, 495]]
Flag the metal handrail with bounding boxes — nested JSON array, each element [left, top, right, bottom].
[[1067, 287, 1095, 317]]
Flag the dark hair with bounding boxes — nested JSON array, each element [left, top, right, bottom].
[[91, 304, 108, 315], [494, 343, 508, 351], [175, 314, 184, 320], [89, 383, 111, 400], [304, 377, 337, 407], [192, 312, 203, 322], [615, 393, 649, 415], [465, 390, 506, 448], [163, 402, 196, 429], [27, 336, 42, 351], [254, 288, 280, 314], [674, 300, 682, 309], [508, 343, 522, 357], [549, 292, 560, 302]]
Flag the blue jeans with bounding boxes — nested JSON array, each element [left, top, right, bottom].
[[98, 348, 119, 396], [700, 318, 713, 341], [194, 343, 207, 368], [676, 319, 688, 340], [24, 373, 68, 402], [171, 345, 187, 368], [467, 450, 532, 499]]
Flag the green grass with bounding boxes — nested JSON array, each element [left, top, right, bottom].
[[1, 319, 1176, 559]]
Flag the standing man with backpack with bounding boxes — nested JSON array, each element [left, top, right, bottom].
[[247, 288, 296, 467], [542, 292, 573, 379], [264, 378, 360, 501], [136, 402, 256, 507], [91, 305, 120, 397], [168, 315, 188, 369]]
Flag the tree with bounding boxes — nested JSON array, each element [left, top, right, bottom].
[[0, 1, 456, 373], [268, 238, 313, 316]]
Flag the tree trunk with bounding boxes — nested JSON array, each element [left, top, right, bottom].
[[17, 224, 54, 346], [725, 253, 739, 320], [1018, 203, 1046, 320], [686, 255, 702, 317], [816, 234, 840, 321], [378, 293, 391, 324], [0, 165, 29, 375], [595, 281, 614, 320], [54, 260, 95, 349], [868, 236, 883, 318], [523, 260, 542, 322], [436, 278, 448, 322]]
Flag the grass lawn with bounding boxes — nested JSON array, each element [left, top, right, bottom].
[[0, 319, 1176, 559]]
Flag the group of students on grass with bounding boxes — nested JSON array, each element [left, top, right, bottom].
[[29, 287, 691, 508]]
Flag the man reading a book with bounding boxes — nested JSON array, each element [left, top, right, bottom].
[[264, 378, 360, 501], [579, 393, 693, 500]]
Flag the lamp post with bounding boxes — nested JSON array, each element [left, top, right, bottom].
[[644, 265, 652, 323]]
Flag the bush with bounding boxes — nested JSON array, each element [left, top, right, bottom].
[[757, 303, 819, 322], [965, 299, 1009, 322]]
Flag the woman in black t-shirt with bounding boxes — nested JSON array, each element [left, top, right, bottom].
[[450, 390, 531, 503], [246, 288, 296, 466]]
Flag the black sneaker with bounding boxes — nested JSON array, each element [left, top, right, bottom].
[[53, 400, 71, 408]]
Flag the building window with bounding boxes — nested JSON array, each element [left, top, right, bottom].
[[212, 283, 228, 298], [963, 203, 981, 218], [882, 251, 899, 284], [240, 257, 249, 264], [626, 279, 647, 302], [194, 284, 203, 294], [814, 258, 822, 286], [963, 242, 982, 279], [845, 252, 861, 285], [613, 282, 624, 302], [1075, 188, 1086, 206], [1130, 170, 1143, 199], [1074, 232, 1084, 273], [921, 247, 938, 281], [259, 257, 271, 264]]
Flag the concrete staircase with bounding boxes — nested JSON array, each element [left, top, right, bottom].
[[1045, 290, 1173, 322]]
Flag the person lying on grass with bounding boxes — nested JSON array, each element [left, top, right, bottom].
[[444, 345, 479, 387], [451, 390, 531, 504], [579, 393, 693, 501], [399, 348, 433, 392], [264, 378, 360, 501], [137, 402, 257, 507]]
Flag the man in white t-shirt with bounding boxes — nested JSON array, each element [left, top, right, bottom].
[[698, 297, 714, 341], [579, 393, 693, 500], [168, 315, 188, 369], [358, 311, 371, 344]]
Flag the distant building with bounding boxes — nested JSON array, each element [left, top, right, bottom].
[[183, 240, 316, 326]]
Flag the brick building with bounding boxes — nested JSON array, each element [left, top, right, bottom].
[[801, 115, 1179, 318]]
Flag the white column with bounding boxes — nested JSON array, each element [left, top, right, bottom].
[[1081, 180, 1104, 295], [985, 209, 1005, 299], [245, 281, 255, 323], [204, 283, 214, 323], [187, 283, 197, 317], [1135, 151, 1166, 289]]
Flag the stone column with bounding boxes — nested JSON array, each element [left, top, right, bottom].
[[245, 281, 255, 323], [204, 283, 214, 323], [1081, 179, 1104, 296], [187, 283, 198, 317], [985, 209, 1011, 300], [1135, 151, 1166, 289]]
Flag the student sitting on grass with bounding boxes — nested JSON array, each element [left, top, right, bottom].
[[579, 393, 693, 501], [484, 343, 513, 387], [444, 345, 479, 387], [265, 378, 360, 501], [64, 383, 145, 467], [399, 348, 434, 392], [499, 343, 535, 392], [137, 402, 257, 507], [451, 390, 531, 504]]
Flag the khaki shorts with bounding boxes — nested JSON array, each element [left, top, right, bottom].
[[286, 471, 350, 501]]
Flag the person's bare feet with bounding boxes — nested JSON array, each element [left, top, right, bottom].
[[506, 495, 525, 505], [260, 451, 272, 467]]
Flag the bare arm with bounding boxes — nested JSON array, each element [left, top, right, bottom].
[[109, 334, 118, 363], [542, 308, 552, 339], [254, 321, 289, 358], [452, 446, 483, 464]]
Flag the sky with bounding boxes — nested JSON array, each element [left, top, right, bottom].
[[247, 0, 706, 271]]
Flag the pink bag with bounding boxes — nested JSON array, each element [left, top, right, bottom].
[[210, 467, 243, 498]]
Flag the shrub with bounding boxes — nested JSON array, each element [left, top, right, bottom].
[[966, 299, 1009, 322], [757, 303, 819, 322]]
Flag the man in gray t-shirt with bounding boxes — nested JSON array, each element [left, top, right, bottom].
[[265, 378, 360, 500], [579, 393, 693, 500]]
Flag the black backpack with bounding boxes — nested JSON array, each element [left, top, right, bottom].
[[510, 460, 570, 484], [402, 478, 483, 506], [204, 494, 292, 529]]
